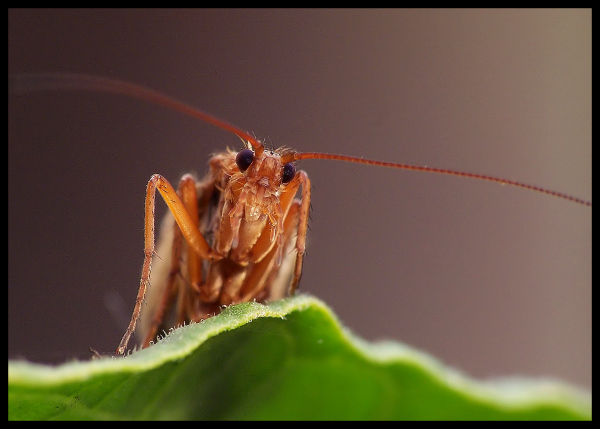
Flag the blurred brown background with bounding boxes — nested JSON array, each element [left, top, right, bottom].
[[9, 9, 590, 388]]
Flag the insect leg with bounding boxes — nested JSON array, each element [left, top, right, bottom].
[[151, 174, 222, 263], [142, 214, 183, 349], [288, 171, 310, 295], [117, 174, 222, 355], [175, 174, 203, 324], [141, 174, 202, 348]]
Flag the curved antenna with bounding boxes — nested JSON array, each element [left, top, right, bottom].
[[287, 152, 592, 207], [9, 72, 264, 155]]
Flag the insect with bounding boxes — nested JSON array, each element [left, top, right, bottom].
[[9, 73, 592, 356]]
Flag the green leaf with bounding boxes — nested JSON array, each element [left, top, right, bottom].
[[8, 294, 591, 420]]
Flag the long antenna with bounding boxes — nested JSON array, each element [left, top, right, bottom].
[[9, 72, 264, 155], [286, 152, 591, 207], [11, 73, 591, 207]]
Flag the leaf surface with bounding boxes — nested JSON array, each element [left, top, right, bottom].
[[8, 295, 591, 420]]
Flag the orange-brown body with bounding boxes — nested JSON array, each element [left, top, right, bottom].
[[120, 145, 311, 353]]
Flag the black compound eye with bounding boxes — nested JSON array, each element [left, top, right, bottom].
[[281, 163, 296, 184], [235, 149, 254, 172]]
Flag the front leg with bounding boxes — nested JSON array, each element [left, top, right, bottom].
[[117, 174, 222, 355], [288, 170, 310, 295]]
